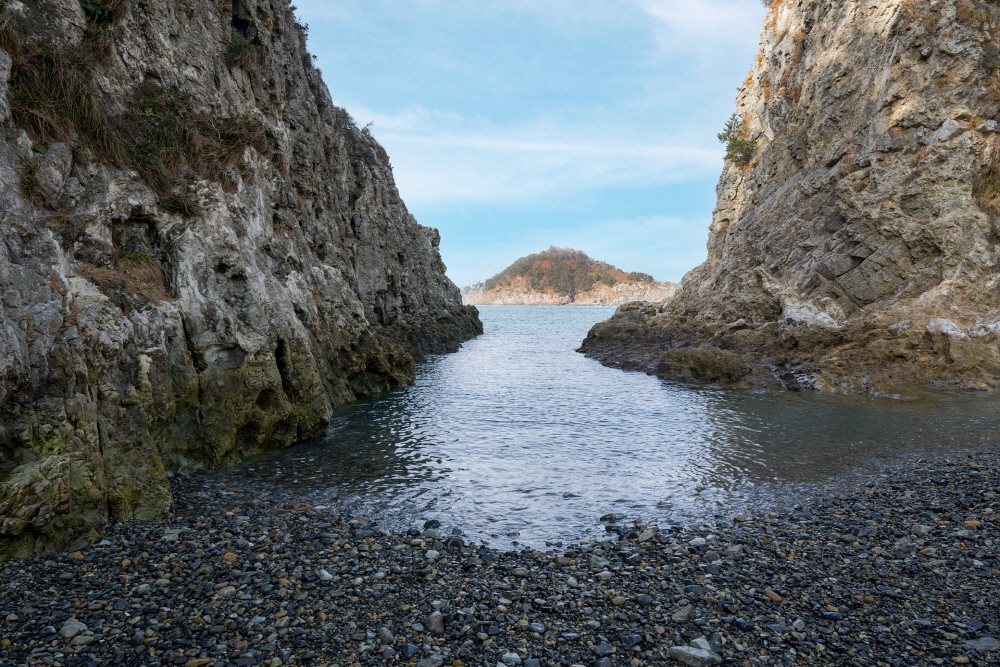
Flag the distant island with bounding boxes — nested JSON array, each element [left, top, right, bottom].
[[462, 247, 677, 306]]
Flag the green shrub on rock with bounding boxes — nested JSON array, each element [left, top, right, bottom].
[[718, 113, 757, 165]]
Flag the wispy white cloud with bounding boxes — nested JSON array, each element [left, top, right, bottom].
[[291, 0, 764, 282], [636, 0, 766, 49], [353, 105, 722, 205]]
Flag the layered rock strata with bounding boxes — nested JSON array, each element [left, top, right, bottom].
[[583, 0, 1000, 394], [0, 0, 480, 557]]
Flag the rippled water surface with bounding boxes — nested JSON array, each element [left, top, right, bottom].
[[235, 306, 1000, 547]]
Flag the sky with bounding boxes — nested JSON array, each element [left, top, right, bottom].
[[294, 0, 768, 287]]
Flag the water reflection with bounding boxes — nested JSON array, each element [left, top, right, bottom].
[[235, 306, 1000, 547]]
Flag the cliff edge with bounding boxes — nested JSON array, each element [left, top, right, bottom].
[[0, 0, 480, 557], [582, 0, 1000, 394]]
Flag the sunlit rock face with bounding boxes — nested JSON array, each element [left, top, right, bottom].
[[583, 0, 1000, 394], [0, 0, 480, 557]]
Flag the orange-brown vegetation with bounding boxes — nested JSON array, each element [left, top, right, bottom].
[[481, 247, 655, 298]]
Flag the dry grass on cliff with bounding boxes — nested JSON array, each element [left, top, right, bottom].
[[15, 157, 46, 207], [973, 146, 1000, 217], [2, 0, 271, 208], [224, 31, 265, 70], [0, 1, 22, 55], [956, 1, 991, 29], [81, 257, 174, 304], [160, 189, 202, 217]]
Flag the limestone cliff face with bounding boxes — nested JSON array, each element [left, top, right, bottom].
[[583, 0, 1000, 393], [0, 0, 480, 557], [462, 278, 677, 306]]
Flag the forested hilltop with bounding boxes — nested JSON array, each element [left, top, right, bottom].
[[463, 247, 676, 306]]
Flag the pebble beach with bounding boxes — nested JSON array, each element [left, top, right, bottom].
[[2, 447, 999, 667]]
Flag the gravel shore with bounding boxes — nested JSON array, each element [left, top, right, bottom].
[[1, 447, 999, 667]]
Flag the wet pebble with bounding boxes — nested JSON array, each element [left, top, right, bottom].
[[0, 450, 999, 667]]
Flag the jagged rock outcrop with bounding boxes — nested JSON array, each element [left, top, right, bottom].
[[463, 247, 677, 306], [0, 0, 480, 557], [582, 0, 1000, 394]]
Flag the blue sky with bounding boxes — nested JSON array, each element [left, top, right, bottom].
[[294, 0, 767, 287]]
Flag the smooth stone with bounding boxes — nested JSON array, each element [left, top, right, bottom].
[[426, 610, 445, 634], [672, 605, 695, 623], [966, 636, 998, 651], [317, 569, 334, 581], [690, 637, 712, 652], [500, 652, 522, 665], [667, 645, 723, 666], [59, 621, 87, 639], [587, 555, 610, 572]]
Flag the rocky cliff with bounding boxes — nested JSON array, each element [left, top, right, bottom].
[[582, 0, 1000, 394], [0, 0, 480, 557], [464, 246, 677, 306]]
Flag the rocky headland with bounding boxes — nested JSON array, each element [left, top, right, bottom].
[[0, 0, 480, 558], [582, 0, 1000, 394], [463, 248, 677, 307]]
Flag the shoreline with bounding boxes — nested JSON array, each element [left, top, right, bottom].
[[2, 444, 999, 667]]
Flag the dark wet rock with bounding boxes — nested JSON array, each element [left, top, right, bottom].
[[593, 642, 615, 656], [966, 636, 998, 651]]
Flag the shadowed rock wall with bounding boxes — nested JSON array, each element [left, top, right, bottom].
[[0, 0, 480, 557], [583, 0, 1000, 394]]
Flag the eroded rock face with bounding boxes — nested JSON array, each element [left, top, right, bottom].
[[582, 0, 1000, 394], [0, 0, 480, 557]]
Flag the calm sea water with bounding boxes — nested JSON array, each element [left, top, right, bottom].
[[235, 306, 1000, 547]]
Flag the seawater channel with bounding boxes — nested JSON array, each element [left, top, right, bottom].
[[234, 306, 1000, 548]]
